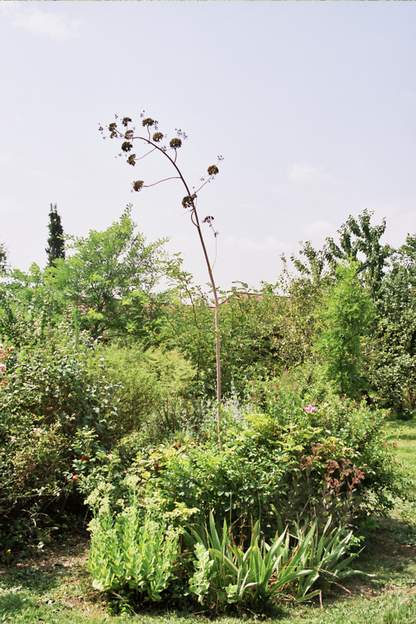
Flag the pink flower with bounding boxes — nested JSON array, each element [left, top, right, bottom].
[[304, 404, 317, 414], [0, 363, 6, 375]]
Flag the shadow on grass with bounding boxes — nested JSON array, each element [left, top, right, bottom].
[[0, 591, 36, 620], [353, 516, 416, 591], [0, 564, 66, 594]]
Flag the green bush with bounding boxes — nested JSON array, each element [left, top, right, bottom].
[[83, 390, 401, 537], [88, 344, 196, 439], [0, 329, 115, 548], [0, 325, 198, 549]]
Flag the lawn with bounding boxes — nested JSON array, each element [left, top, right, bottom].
[[1, 419, 415, 624]]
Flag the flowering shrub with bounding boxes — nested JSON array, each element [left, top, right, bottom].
[[83, 391, 402, 539], [0, 327, 118, 548]]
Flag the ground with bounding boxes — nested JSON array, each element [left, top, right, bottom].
[[1, 420, 415, 624]]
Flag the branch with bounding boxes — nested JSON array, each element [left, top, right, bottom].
[[144, 176, 181, 188], [136, 147, 157, 162]]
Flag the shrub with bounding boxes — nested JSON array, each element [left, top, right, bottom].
[[0, 327, 117, 548], [83, 390, 402, 538], [87, 344, 196, 439]]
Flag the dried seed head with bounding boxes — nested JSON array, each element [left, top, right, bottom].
[[125, 130, 134, 140], [207, 165, 219, 176], [142, 117, 155, 127], [108, 122, 118, 138], [182, 194, 196, 208], [127, 154, 136, 166], [170, 138, 182, 149], [203, 215, 215, 224], [122, 117, 132, 127], [121, 141, 133, 152], [152, 132, 164, 142], [132, 180, 144, 192]]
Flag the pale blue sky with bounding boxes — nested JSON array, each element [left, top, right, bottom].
[[1, 1, 415, 288]]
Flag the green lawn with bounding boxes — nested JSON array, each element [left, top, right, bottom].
[[1, 419, 415, 624]]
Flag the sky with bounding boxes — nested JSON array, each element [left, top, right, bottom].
[[0, 1, 415, 289]]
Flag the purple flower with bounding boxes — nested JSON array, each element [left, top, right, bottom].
[[303, 404, 317, 414]]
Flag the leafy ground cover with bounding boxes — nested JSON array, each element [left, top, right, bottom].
[[0, 420, 415, 624]]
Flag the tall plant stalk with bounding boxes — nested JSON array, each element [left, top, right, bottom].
[[100, 114, 223, 442]]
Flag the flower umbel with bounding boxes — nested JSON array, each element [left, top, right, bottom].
[[303, 404, 318, 414]]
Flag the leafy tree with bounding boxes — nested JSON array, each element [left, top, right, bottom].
[[45, 206, 171, 337], [289, 211, 393, 297], [366, 234, 416, 417], [325, 210, 392, 295], [46, 203, 65, 265], [289, 241, 327, 287], [315, 261, 374, 398]]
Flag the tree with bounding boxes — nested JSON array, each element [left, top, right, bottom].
[[366, 234, 416, 417], [288, 241, 327, 287], [315, 261, 374, 398], [325, 210, 392, 295], [0, 243, 6, 274], [100, 113, 223, 440], [46, 203, 65, 265], [45, 206, 169, 337]]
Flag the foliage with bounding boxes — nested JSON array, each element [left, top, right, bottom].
[[161, 278, 318, 400], [188, 513, 360, 611], [46, 203, 65, 266], [87, 344, 196, 439], [0, 208, 175, 346], [314, 262, 374, 397], [88, 505, 361, 613], [0, 243, 6, 273], [88, 504, 180, 602], [325, 210, 392, 295], [83, 389, 402, 539], [44, 206, 170, 337], [0, 326, 118, 547], [366, 239, 416, 418]]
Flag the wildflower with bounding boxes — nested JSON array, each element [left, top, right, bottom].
[[0, 363, 6, 375], [71, 474, 79, 481], [303, 404, 317, 414]]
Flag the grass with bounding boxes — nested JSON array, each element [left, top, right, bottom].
[[0, 419, 415, 624]]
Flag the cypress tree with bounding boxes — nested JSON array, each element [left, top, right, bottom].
[[46, 203, 65, 265], [0, 243, 6, 273]]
